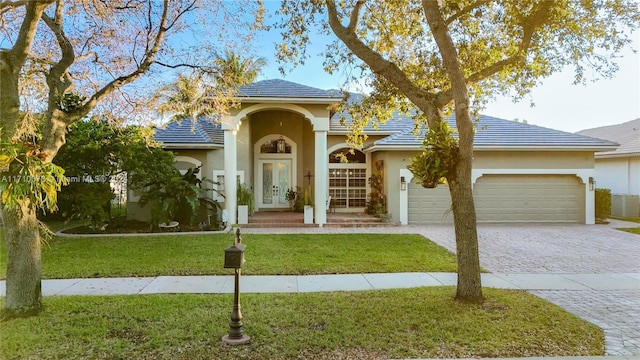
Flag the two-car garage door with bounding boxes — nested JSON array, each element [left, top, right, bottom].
[[408, 174, 584, 223]]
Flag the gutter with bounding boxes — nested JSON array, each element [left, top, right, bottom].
[[237, 96, 342, 104], [160, 143, 223, 150]]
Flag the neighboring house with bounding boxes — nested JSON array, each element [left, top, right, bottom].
[[577, 119, 640, 217], [130, 79, 617, 225]]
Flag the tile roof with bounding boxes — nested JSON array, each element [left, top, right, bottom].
[[329, 93, 416, 133], [368, 114, 619, 151], [153, 79, 619, 152], [154, 118, 223, 146], [576, 118, 639, 157], [238, 79, 342, 100]]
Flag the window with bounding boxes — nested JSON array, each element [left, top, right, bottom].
[[328, 148, 367, 209], [212, 170, 245, 202]]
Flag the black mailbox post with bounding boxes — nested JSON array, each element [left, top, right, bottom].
[[222, 229, 250, 345], [224, 243, 245, 269]]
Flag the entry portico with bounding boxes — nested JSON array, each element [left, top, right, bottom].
[[221, 80, 341, 225]]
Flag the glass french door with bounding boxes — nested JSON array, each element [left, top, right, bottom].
[[258, 159, 292, 208]]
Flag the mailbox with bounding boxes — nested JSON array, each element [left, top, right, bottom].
[[224, 243, 246, 268]]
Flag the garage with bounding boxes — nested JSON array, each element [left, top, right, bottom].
[[407, 182, 453, 224], [407, 174, 584, 223], [474, 174, 584, 223]]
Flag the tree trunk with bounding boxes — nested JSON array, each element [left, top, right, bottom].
[[449, 152, 483, 302], [1, 199, 43, 319], [423, 0, 483, 302]]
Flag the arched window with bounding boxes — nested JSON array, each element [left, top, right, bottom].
[[329, 148, 366, 163], [260, 136, 292, 154]]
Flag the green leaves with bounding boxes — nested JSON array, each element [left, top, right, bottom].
[[407, 121, 459, 188], [0, 135, 67, 213], [56, 93, 86, 113]]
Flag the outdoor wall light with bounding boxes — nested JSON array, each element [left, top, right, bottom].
[[276, 136, 286, 153], [588, 176, 596, 191], [400, 176, 407, 191]]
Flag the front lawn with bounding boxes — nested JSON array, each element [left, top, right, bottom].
[[0, 233, 458, 279], [610, 216, 640, 235], [618, 227, 640, 235], [610, 216, 640, 223], [0, 288, 603, 359]]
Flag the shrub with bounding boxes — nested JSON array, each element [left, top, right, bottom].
[[595, 188, 611, 220], [237, 182, 255, 216]]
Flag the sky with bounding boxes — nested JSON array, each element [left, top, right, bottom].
[[252, 3, 640, 134]]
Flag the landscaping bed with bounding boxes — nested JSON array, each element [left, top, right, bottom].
[[60, 217, 224, 234]]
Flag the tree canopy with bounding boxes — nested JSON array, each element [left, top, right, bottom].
[[278, 0, 639, 137], [0, 0, 264, 319], [276, 0, 639, 301]]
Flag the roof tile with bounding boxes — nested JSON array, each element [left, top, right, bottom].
[[576, 119, 640, 156]]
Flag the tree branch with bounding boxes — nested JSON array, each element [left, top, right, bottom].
[[444, 0, 492, 25], [462, 1, 554, 88], [422, 0, 469, 113], [41, 10, 75, 94], [9, 1, 53, 69], [346, 0, 364, 32], [325, 0, 435, 112], [79, 0, 172, 117], [154, 61, 217, 73], [0, 0, 28, 10]]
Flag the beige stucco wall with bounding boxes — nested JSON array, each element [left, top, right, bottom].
[[230, 102, 333, 120], [173, 149, 224, 179], [473, 150, 594, 169], [369, 151, 420, 221], [372, 149, 595, 223]]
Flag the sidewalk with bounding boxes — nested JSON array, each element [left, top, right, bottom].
[[1, 272, 637, 297]]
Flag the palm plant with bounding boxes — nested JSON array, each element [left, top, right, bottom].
[[214, 50, 266, 89]]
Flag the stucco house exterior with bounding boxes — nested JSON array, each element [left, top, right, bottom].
[[131, 79, 617, 226], [577, 119, 640, 217]]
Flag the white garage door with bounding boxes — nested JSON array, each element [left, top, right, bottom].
[[408, 183, 453, 223], [474, 174, 583, 223], [407, 174, 584, 223]]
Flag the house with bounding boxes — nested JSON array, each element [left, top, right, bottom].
[[577, 119, 640, 217], [131, 79, 618, 225]]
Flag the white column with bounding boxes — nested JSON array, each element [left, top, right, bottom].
[[223, 124, 239, 225], [314, 130, 328, 226], [399, 169, 413, 225], [584, 174, 595, 225]]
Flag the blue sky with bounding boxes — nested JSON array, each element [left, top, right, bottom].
[[251, 2, 639, 133]]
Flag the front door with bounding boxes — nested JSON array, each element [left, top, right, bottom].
[[258, 159, 292, 209]]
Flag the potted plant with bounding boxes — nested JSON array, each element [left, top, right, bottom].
[[303, 187, 314, 224], [237, 182, 255, 224], [285, 187, 297, 211]]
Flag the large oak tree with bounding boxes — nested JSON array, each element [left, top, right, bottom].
[[277, 0, 639, 301], [0, 0, 263, 319]]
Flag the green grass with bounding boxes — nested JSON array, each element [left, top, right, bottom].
[[610, 216, 640, 223], [0, 233, 458, 279], [610, 216, 640, 235], [618, 227, 640, 235], [0, 288, 603, 360]]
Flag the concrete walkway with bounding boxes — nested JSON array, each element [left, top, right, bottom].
[[1, 272, 637, 296]]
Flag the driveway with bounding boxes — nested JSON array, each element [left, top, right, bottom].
[[411, 219, 640, 274], [411, 219, 640, 356], [245, 220, 640, 355]]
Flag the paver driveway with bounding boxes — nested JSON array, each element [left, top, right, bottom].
[[245, 219, 640, 355], [411, 219, 640, 356]]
